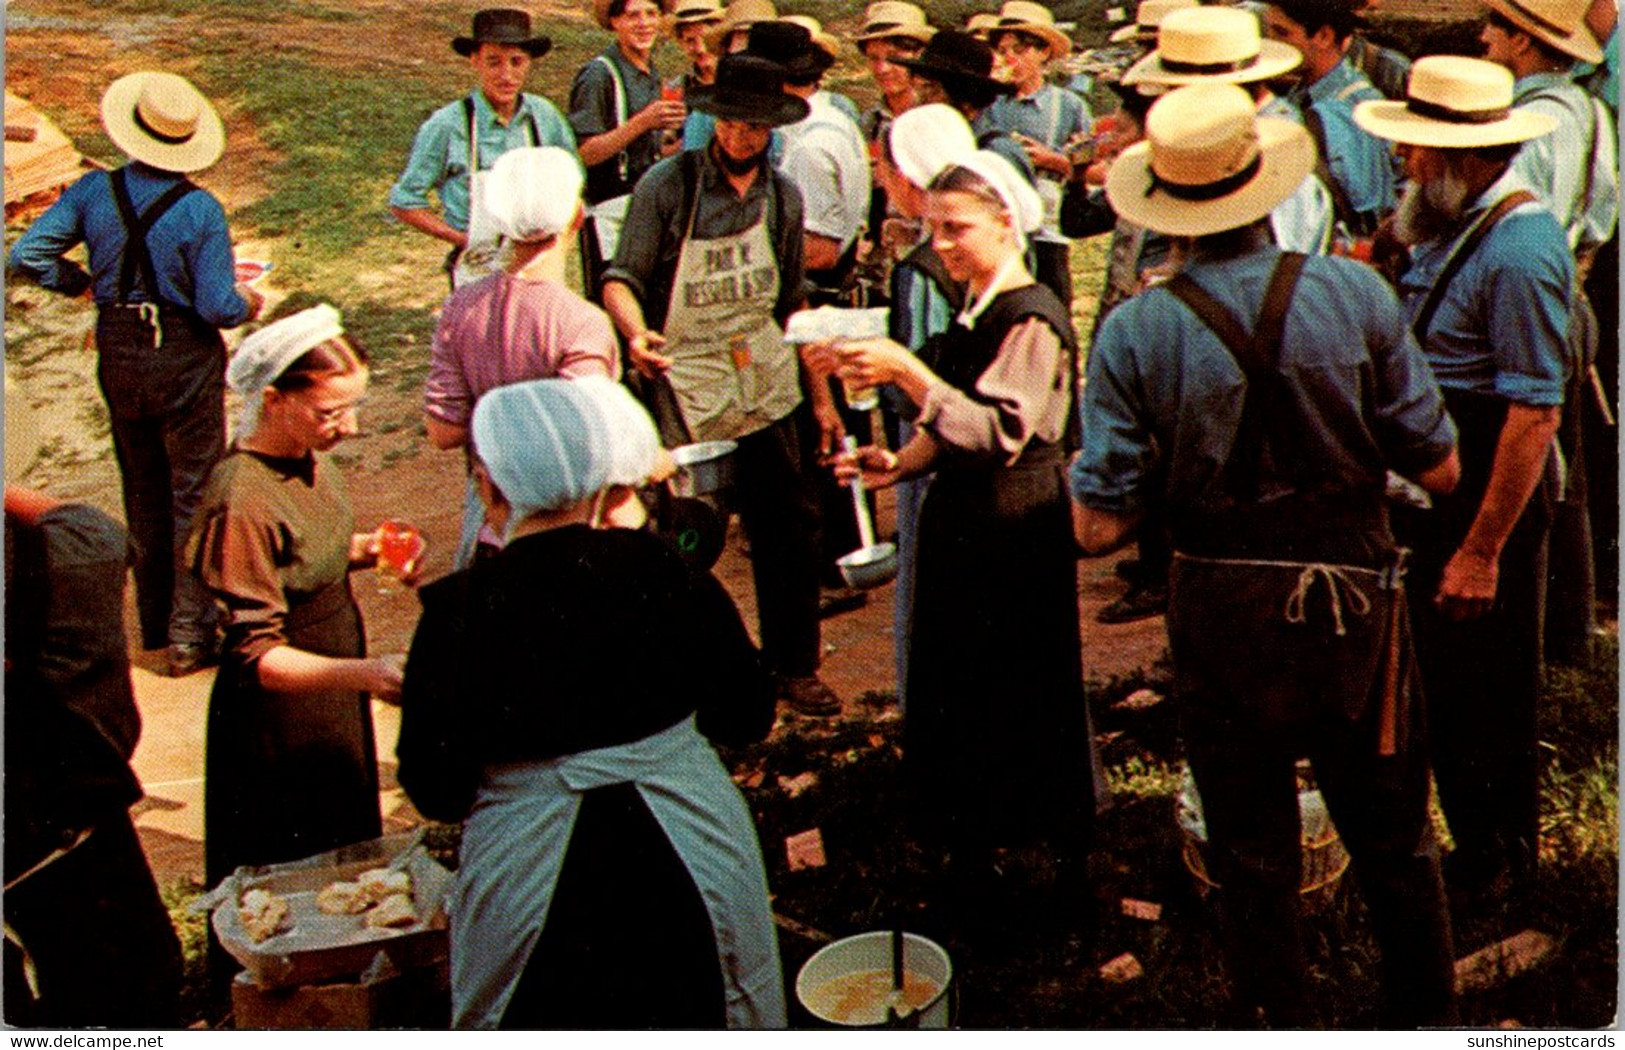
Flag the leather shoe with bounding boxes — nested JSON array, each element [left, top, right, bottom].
[[1097, 583, 1168, 624], [777, 674, 842, 717], [166, 641, 218, 678]]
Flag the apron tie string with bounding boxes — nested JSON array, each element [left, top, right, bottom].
[[1283, 563, 1371, 636], [138, 302, 162, 348]]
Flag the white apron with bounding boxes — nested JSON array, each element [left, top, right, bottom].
[[585, 55, 633, 261], [448, 716, 787, 1029], [662, 176, 801, 442], [453, 100, 539, 288]]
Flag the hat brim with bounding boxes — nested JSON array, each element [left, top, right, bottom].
[[1108, 23, 1155, 43], [688, 86, 810, 126], [100, 72, 225, 174], [987, 23, 1073, 58], [1480, 0, 1604, 63], [856, 26, 937, 45], [1121, 39, 1302, 86], [894, 56, 1018, 95], [452, 35, 553, 56], [1105, 117, 1316, 237], [1352, 97, 1559, 147]]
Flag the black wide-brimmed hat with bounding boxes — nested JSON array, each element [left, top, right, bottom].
[[687, 54, 810, 125], [741, 20, 835, 80], [453, 8, 553, 57], [895, 30, 1016, 97]]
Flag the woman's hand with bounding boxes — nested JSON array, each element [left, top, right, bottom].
[[834, 338, 921, 391], [350, 531, 379, 569], [798, 340, 841, 377], [354, 527, 427, 587], [830, 444, 903, 491]]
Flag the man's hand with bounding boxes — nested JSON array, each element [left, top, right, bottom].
[[638, 98, 688, 133], [628, 330, 673, 379], [811, 390, 844, 457], [1435, 546, 1498, 621]]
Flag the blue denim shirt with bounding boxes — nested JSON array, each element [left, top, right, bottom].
[[8, 164, 250, 327], [1072, 244, 1455, 517], [1293, 59, 1396, 225], [389, 91, 577, 230], [1398, 172, 1572, 407]]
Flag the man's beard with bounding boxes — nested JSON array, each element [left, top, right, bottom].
[[1392, 165, 1474, 246], [713, 140, 766, 176]]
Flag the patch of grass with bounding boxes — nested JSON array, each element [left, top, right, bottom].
[[160, 879, 211, 1025], [1107, 756, 1185, 800]]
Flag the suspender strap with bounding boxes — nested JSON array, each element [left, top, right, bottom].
[[1165, 252, 1309, 500], [1411, 190, 1537, 343], [463, 94, 545, 175], [108, 167, 199, 305], [1301, 104, 1366, 236], [595, 55, 631, 184]]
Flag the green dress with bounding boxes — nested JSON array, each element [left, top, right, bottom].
[[189, 448, 380, 886]]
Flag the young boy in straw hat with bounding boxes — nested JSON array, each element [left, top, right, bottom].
[[10, 70, 264, 677], [985, 1, 1092, 306], [1354, 54, 1572, 909], [1072, 80, 1461, 1028], [671, 0, 726, 148], [389, 9, 575, 290]]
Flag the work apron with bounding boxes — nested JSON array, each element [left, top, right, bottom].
[[453, 100, 541, 289], [449, 716, 786, 1029], [660, 182, 800, 443]]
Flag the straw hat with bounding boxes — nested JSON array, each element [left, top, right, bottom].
[[1481, 0, 1603, 63], [99, 72, 224, 174], [455, 8, 553, 54], [1105, 82, 1315, 237], [986, 1, 1073, 58], [965, 12, 1000, 40], [856, 2, 936, 46], [1122, 6, 1303, 87], [704, 0, 778, 52], [1109, 0, 1199, 44], [1353, 55, 1559, 147], [669, 0, 725, 27], [780, 15, 842, 61]]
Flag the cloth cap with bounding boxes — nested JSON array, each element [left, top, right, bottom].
[[472, 378, 613, 527], [573, 376, 663, 487], [1353, 54, 1560, 147], [227, 304, 346, 437], [485, 146, 585, 243], [889, 103, 978, 188], [942, 149, 1044, 246]]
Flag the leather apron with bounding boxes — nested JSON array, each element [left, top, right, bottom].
[[660, 180, 800, 443]]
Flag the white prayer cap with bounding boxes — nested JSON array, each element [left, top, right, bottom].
[[227, 304, 346, 437], [573, 376, 662, 488], [471, 378, 612, 533], [484, 146, 585, 243], [888, 103, 977, 190], [943, 148, 1043, 242]]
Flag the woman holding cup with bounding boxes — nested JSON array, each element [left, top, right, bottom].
[[831, 151, 1098, 932], [187, 304, 411, 887]]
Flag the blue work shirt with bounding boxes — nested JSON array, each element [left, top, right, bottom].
[[1509, 71, 1618, 253], [1398, 172, 1572, 408], [1072, 243, 1455, 519], [969, 109, 1038, 184], [569, 46, 663, 205], [389, 90, 577, 231], [988, 84, 1091, 244], [1292, 59, 1396, 227], [9, 163, 250, 327]]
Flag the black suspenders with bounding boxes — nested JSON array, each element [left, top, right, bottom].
[[1164, 252, 1310, 501], [108, 166, 199, 306]]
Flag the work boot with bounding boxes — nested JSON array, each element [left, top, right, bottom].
[[777, 674, 842, 717], [167, 639, 218, 678]]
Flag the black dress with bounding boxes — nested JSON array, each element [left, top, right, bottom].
[[397, 525, 777, 1028], [189, 449, 381, 887], [906, 286, 1094, 854]]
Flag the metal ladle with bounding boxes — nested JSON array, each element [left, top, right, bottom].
[[836, 435, 897, 590]]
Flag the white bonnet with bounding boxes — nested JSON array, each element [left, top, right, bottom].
[[888, 103, 977, 189], [484, 146, 586, 243], [226, 304, 346, 436]]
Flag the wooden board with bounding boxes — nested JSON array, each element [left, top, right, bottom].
[[4, 92, 84, 204]]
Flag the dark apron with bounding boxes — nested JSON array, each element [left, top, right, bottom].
[[204, 576, 380, 885]]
